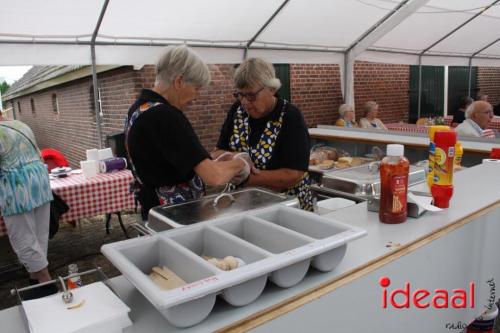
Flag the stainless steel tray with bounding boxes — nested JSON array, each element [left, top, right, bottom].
[[147, 188, 298, 232], [321, 163, 426, 197]]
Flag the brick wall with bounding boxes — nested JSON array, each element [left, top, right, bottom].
[[13, 78, 98, 167], [354, 61, 410, 123], [477, 67, 500, 106], [290, 64, 343, 127], [9, 62, 422, 168]]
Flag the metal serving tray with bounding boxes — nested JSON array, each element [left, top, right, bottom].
[[321, 163, 426, 198], [147, 188, 298, 232]]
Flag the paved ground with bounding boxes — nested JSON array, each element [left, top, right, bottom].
[[0, 213, 498, 332], [0, 213, 139, 311]]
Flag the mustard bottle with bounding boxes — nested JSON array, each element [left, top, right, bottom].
[[427, 125, 450, 189]]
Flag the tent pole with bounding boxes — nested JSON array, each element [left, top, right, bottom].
[[467, 57, 473, 98], [420, 0, 500, 55], [90, 0, 110, 149], [417, 55, 422, 121], [246, 0, 290, 50]]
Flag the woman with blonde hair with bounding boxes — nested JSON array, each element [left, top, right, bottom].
[[359, 101, 387, 130]]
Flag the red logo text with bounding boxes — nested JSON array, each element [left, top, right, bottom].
[[380, 276, 474, 309]]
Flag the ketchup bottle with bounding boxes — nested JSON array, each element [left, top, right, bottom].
[[431, 130, 457, 208], [379, 144, 410, 224]]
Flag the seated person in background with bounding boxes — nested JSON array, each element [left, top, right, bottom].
[[456, 101, 494, 138], [477, 93, 488, 102], [451, 96, 473, 127], [359, 101, 387, 130], [335, 104, 358, 128]]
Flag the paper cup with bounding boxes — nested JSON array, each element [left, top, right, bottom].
[[482, 159, 500, 164], [98, 148, 114, 160], [80, 160, 98, 179], [86, 149, 99, 161]]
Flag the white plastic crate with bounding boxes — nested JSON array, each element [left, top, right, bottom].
[[101, 205, 366, 328]]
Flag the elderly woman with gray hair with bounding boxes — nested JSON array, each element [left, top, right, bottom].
[[335, 104, 358, 127], [212, 58, 313, 211], [125, 45, 249, 217], [359, 101, 387, 130]]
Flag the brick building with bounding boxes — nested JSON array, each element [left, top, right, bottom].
[[2, 62, 499, 167]]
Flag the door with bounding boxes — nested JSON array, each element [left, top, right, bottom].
[[274, 64, 291, 102], [409, 65, 445, 123], [448, 66, 477, 116]]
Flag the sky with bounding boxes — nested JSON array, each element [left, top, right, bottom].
[[0, 66, 32, 84]]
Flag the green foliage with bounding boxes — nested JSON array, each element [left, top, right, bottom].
[[1, 81, 10, 110], [0, 81, 10, 95]]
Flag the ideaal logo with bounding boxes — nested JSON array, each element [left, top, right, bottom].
[[379, 276, 475, 309]]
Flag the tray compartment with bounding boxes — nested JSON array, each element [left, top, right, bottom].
[[169, 226, 270, 306], [109, 237, 216, 328], [254, 206, 350, 272], [215, 216, 313, 287]]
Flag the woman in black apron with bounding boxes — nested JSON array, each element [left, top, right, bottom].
[[125, 45, 250, 218], [213, 58, 313, 211]]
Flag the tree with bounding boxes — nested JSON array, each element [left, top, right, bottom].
[[1, 81, 10, 110]]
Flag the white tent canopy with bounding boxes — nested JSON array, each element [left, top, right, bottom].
[[1, 0, 500, 66]]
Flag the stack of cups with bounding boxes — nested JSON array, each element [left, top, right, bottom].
[[82, 149, 100, 180]]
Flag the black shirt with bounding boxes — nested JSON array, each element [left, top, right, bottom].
[[216, 100, 310, 171], [127, 89, 209, 189], [452, 109, 466, 124]]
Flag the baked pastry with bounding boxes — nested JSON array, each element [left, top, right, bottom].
[[338, 156, 353, 164], [318, 159, 335, 170]]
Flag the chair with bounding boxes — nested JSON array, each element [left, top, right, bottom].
[[41, 148, 69, 172], [416, 118, 428, 126]]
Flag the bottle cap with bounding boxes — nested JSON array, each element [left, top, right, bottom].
[[386, 144, 404, 157]]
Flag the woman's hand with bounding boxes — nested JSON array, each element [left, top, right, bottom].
[[230, 157, 251, 185]]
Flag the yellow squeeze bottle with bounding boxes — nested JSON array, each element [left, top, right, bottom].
[[454, 141, 463, 169], [427, 125, 450, 189]]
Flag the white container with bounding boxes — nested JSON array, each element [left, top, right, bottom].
[[101, 206, 367, 328], [86, 149, 99, 161], [80, 160, 98, 179], [98, 148, 114, 160], [317, 198, 356, 211]]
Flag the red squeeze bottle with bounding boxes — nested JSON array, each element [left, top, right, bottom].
[[431, 130, 457, 208], [379, 144, 410, 224]]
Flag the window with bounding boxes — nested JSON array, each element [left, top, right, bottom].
[[30, 98, 36, 115], [52, 94, 59, 114], [17, 101, 21, 114]]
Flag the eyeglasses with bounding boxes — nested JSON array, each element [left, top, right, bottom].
[[477, 110, 494, 116], [233, 87, 265, 102]]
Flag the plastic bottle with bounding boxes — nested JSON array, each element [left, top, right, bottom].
[[67, 263, 83, 289], [427, 125, 450, 189], [379, 144, 410, 224], [454, 141, 463, 169], [431, 130, 457, 208]]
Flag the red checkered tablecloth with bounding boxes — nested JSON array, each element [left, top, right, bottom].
[[386, 123, 429, 134], [0, 169, 135, 237]]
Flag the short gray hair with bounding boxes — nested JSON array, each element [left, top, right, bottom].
[[234, 58, 281, 90], [338, 104, 354, 117], [155, 45, 211, 88], [465, 102, 475, 119], [364, 101, 378, 116]]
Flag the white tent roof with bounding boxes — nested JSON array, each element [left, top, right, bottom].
[[1, 0, 500, 66]]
